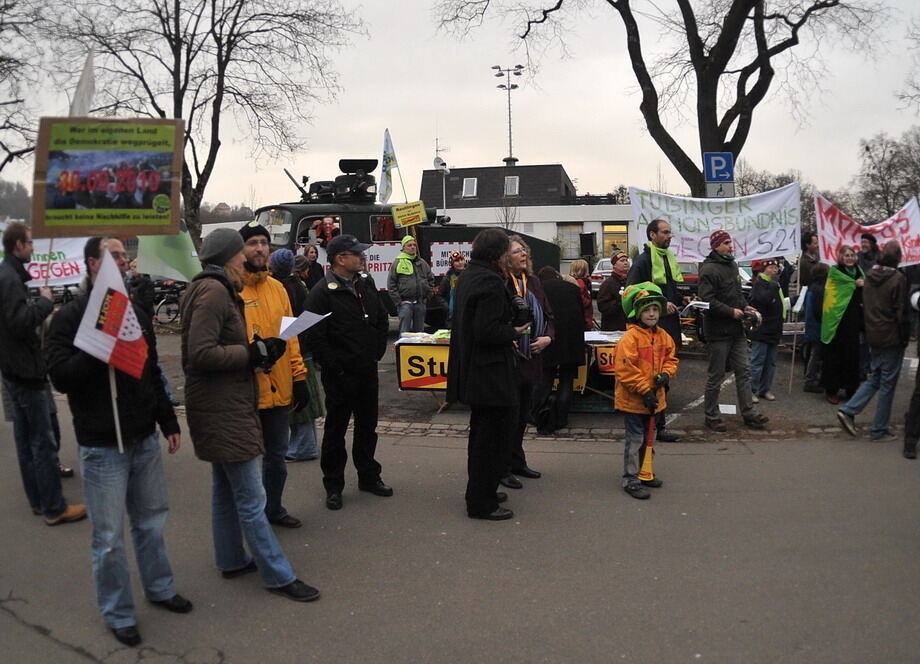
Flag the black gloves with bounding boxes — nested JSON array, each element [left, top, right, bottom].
[[654, 373, 670, 389], [642, 390, 659, 413], [249, 335, 287, 373], [291, 379, 310, 412]]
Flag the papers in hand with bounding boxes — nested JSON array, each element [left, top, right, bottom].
[[279, 311, 330, 340]]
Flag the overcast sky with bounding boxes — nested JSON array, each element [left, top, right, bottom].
[[10, 0, 920, 211]]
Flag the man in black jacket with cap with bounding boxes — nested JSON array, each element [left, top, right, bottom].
[[305, 234, 392, 511]]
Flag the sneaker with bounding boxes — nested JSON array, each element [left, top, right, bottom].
[[640, 477, 663, 488], [743, 413, 769, 429], [624, 484, 650, 500], [762, 392, 776, 401], [826, 394, 841, 405], [705, 418, 727, 433], [269, 579, 321, 602], [869, 431, 898, 442], [904, 441, 917, 459], [751, 393, 760, 404], [836, 410, 857, 437], [45, 504, 87, 526], [803, 383, 823, 393]]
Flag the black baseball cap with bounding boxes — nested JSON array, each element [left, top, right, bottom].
[[326, 234, 372, 258]]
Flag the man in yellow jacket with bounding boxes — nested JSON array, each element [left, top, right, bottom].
[[613, 282, 679, 500], [239, 222, 309, 528]]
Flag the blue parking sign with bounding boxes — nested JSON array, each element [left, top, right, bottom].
[[703, 152, 734, 182]]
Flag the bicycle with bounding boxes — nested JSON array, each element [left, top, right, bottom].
[[153, 280, 186, 326]]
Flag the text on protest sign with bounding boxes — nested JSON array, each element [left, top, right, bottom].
[[429, 242, 472, 276], [628, 183, 801, 261], [0, 231, 88, 287], [814, 193, 920, 267]]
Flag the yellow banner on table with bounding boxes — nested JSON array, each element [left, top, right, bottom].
[[392, 201, 428, 228], [594, 344, 617, 375], [396, 342, 449, 391]]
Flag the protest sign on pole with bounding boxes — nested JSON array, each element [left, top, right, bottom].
[[31, 117, 184, 238], [814, 193, 920, 267], [628, 183, 801, 261], [0, 223, 87, 287]]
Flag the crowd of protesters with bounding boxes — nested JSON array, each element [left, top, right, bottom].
[[3, 218, 919, 646]]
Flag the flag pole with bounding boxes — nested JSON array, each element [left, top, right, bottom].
[[108, 366, 125, 454]]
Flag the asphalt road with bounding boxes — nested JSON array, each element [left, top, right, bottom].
[[4, 362, 920, 663]]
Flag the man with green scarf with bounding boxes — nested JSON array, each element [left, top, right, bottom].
[[626, 219, 684, 442], [387, 234, 434, 334]]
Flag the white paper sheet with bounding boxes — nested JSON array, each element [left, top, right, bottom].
[[279, 311, 331, 340]]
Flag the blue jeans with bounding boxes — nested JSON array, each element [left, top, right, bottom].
[[79, 433, 175, 628], [259, 407, 291, 521], [211, 459, 296, 589], [749, 341, 779, 396], [397, 301, 426, 334], [3, 377, 66, 518], [287, 420, 318, 460], [623, 412, 653, 487], [840, 346, 905, 438]]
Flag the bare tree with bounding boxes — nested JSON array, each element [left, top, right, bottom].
[[898, 19, 920, 108], [46, 0, 363, 245], [0, 0, 45, 172], [437, 0, 885, 196], [495, 195, 519, 230], [734, 158, 815, 230]]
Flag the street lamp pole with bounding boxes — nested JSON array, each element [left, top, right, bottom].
[[492, 64, 524, 166]]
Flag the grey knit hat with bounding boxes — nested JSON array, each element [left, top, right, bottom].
[[200, 228, 244, 266]]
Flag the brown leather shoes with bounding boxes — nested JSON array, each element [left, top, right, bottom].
[[45, 504, 87, 526]]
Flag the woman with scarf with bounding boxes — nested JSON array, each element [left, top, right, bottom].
[[821, 246, 865, 404], [437, 250, 467, 327], [297, 244, 325, 291], [180, 229, 320, 603], [269, 250, 325, 463], [568, 259, 595, 330], [597, 251, 630, 331], [500, 236, 555, 490], [387, 234, 434, 334], [747, 258, 785, 402]]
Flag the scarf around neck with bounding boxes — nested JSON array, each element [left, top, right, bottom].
[[647, 242, 684, 285], [395, 252, 416, 275]]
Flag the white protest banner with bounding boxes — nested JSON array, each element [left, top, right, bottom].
[[363, 242, 401, 290], [429, 242, 472, 276], [629, 183, 801, 261], [0, 225, 88, 287], [814, 193, 920, 267]]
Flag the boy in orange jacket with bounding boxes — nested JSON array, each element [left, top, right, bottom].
[[613, 282, 679, 499]]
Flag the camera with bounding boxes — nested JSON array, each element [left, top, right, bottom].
[[510, 294, 533, 328]]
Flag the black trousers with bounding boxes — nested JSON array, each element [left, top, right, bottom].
[[466, 404, 516, 517], [320, 368, 382, 494], [905, 361, 920, 444], [508, 380, 534, 472]]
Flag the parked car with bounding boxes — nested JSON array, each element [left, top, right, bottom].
[[589, 258, 612, 296], [676, 261, 700, 297]]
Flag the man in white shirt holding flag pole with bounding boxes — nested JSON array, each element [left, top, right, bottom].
[[46, 237, 192, 648]]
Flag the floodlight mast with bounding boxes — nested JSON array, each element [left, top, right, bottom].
[[492, 64, 525, 166]]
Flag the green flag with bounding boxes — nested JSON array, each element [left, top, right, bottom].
[[137, 231, 200, 282], [820, 265, 862, 344]]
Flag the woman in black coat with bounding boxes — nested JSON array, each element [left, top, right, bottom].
[[447, 229, 527, 521], [533, 267, 586, 434]]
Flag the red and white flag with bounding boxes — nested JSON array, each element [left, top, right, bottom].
[[74, 251, 148, 379]]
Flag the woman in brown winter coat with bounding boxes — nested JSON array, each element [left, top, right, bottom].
[[180, 228, 320, 602]]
